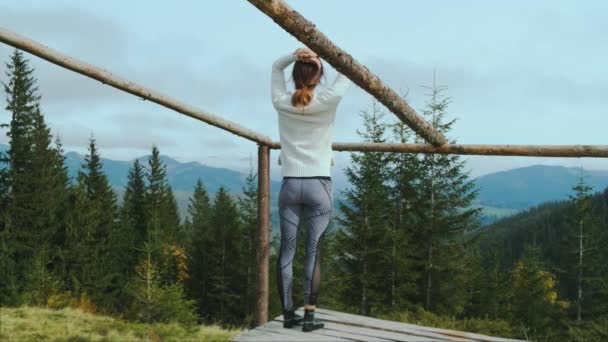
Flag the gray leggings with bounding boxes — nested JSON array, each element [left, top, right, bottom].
[[277, 176, 333, 311]]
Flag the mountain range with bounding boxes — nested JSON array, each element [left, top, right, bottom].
[[1, 143, 607, 225]]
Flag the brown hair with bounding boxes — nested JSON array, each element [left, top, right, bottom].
[[291, 60, 323, 108]]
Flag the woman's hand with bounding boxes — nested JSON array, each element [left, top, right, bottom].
[[293, 47, 322, 70], [294, 47, 318, 62]]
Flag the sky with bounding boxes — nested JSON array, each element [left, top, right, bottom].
[[0, 0, 606, 185]]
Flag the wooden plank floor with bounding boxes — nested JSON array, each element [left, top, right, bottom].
[[233, 307, 527, 342]]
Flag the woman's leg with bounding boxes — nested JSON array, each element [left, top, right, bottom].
[[300, 178, 333, 308], [277, 178, 303, 312]]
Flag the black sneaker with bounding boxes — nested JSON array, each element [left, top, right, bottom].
[[302, 309, 324, 332], [282, 309, 304, 328]]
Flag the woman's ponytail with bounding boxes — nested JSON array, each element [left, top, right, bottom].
[[291, 84, 315, 108], [291, 59, 323, 108]]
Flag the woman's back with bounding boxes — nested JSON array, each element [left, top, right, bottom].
[[271, 53, 350, 177]]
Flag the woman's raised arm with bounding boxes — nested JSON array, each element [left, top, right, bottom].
[[318, 71, 351, 105], [271, 53, 298, 103]]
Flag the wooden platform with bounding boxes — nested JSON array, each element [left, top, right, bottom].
[[233, 307, 526, 342]]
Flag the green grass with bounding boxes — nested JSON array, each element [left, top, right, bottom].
[[0, 306, 243, 341]]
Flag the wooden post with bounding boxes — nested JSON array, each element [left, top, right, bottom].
[[0, 27, 274, 146], [256, 144, 270, 326], [246, 0, 448, 147], [266, 141, 608, 158]]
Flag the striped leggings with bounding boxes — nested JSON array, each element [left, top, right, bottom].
[[277, 176, 333, 311]]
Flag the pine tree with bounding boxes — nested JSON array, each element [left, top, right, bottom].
[[566, 170, 595, 321], [48, 135, 70, 265], [185, 179, 212, 319], [593, 187, 608, 318], [31, 111, 71, 279], [0, 146, 17, 305], [410, 79, 479, 314], [114, 159, 148, 311], [1, 50, 69, 305], [1, 50, 38, 304], [385, 115, 423, 310], [67, 138, 120, 311], [121, 160, 147, 252], [332, 101, 393, 316], [510, 244, 566, 340], [126, 242, 197, 325], [207, 186, 245, 324], [467, 241, 512, 320], [237, 169, 259, 324], [165, 189, 181, 242], [145, 146, 179, 250], [144, 146, 182, 285], [21, 244, 63, 306]]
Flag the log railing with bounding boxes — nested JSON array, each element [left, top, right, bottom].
[[267, 141, 608, 158]]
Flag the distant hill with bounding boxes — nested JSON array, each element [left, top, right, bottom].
[[2, 143, 265, 194], [62, 151, 281, 196], [476, 185, 608, 275], [474, 165, 608, 209], [2, 143, 607, 227], [0, 143, 285, 234], [63, 148, 285, 232]]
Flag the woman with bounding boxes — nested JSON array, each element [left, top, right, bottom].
[[271, 47, 350, 332]]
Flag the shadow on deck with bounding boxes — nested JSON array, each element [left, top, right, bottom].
[[233, 307, 526, 342]]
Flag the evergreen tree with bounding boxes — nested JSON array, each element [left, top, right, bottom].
[[67, 138, 120, 311], [467, 242, 512, 320], [237, 169, 259, 325], [144, 146, 182, 285], [185, 179, 212, 319], [594, 187, 608, 318], [126, 242, 197, 325], [121, 159, 147, 253], [207, 186, 246, 324], [165, 189, 181, 242], [1, 50, 38, 304], [385, 115, 422, 310], [48, 135, 70, 266], [332, 101, 393, 316], [21, 245, 63, 306], [481, 185, 608, 324], [268, 237, 283, 316], [410, 80, 479, 314], [564, 170, 597, 321], [145, 146, 179, 251], [0, 146, 17, 305], [510, 245, 567, 340], [31, 114, 71, 287], [0, 50, 69, 305], [114, 159, 148, 311]]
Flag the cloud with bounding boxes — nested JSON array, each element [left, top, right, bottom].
[[51, 121, 177, 151], [0, 4, 134, 108], [365, 56, 608, 110], [0, 5, 127, 59], [357, 56, 606, 145]]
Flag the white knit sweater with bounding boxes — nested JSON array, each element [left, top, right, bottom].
[[271, 54, 350, 177]]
